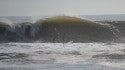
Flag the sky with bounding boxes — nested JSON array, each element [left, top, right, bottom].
[[0, 0, 125, 16]]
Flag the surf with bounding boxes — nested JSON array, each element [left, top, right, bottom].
[[0, 16, 120, 43]]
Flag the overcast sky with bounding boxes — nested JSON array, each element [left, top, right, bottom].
[[0, 0, 125, 16]]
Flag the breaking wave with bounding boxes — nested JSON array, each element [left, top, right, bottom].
[[0, 16, 123, 43]]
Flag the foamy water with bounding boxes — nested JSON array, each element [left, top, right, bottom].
[[0, 43, 125, 70]]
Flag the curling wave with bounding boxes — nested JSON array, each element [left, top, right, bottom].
[[0, 16, 121, 43]]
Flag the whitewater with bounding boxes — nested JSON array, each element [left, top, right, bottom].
[[0, 43, 125, 70]]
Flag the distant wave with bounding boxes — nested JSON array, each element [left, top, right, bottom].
[[0, 16, 122, 43]]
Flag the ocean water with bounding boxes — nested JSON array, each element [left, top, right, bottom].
[[0, 43, 125, 70], [0, 16, 125, 70], [0, 16, 124, 43]]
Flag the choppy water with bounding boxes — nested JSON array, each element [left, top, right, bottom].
[[0, 43, 125, 70]]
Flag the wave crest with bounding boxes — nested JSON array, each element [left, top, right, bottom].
[[0, 16, 121, 43]]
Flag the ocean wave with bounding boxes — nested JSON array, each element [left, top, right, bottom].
[[0, 16, 122, 43]]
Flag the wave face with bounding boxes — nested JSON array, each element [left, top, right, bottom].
[[0, 16, 122, 43]]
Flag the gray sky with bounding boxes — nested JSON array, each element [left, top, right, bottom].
[[0, 0, 125, 16]]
